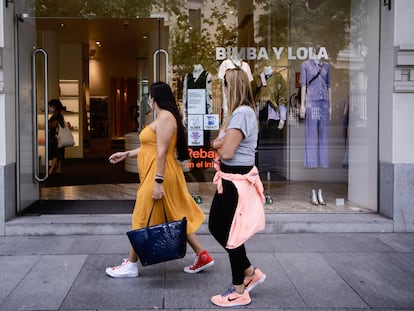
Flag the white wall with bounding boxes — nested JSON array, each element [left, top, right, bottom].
[[394, 1, 414, 46], [392, 0, 414, 165], [378, 0, 395, 164], [393, 94, 414, 163], [379, 0, 414, 165], [1, 0, 19, 227], [0, 0, 16, 166]]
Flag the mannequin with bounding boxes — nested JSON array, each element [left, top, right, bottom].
[[252, 66, 287, 130], [300, 58, 332, 119], [182, 64, 213, 182], [182, 64, 213, 126], [218, 54, 253, 119], [300, 48, 332, 205]]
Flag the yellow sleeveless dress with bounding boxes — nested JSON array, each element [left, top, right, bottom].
[[132, 126, 205, 234]]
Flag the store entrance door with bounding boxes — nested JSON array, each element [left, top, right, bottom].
[[15, 15, 168, 214]]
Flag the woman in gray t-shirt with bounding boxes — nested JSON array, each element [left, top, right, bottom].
[[221, 105, 257, 166], [209, 68, 266, 308]]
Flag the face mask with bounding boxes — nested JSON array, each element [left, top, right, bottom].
[[148, 97, 153, 110]]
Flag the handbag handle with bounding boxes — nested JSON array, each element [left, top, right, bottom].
[[146, 200, 169, 227]]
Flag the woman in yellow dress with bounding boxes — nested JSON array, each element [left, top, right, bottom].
[[106, 82, 214, 278]]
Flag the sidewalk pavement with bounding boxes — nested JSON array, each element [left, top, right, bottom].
[[1, 232, 414, 311]]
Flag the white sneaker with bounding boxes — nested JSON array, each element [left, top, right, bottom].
[[105, 258, 139, 278]]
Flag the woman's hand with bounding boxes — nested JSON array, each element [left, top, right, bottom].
[[211, 138, 223, 150], [152, 183, 164, 200], [215, 129, 242, 160], [108, 151, 128, 164]]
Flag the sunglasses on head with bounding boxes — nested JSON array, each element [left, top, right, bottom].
[[224, 67, 243, 87]]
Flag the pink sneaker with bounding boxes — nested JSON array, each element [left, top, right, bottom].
[[184, 250, 214, 273], [211, 286, 251, 307], [244, 267, 266, 292]]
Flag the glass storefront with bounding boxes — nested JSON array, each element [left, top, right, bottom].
[[15, 0, 379, 212]]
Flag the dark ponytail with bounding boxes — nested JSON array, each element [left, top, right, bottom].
[[150, 82, 190, 160]]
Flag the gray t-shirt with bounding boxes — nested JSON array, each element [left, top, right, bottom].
[[221, 105, 258, 166]]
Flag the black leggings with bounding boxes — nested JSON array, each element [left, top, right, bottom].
[[208, 164, 253, 285]]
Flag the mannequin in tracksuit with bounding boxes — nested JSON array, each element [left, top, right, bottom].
[[300, 52, 332, 205]]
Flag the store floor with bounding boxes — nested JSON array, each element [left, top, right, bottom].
[[41, 181, 373, 214]]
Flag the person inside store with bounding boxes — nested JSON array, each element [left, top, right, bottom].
[[106, 81, 214, 278], [209, 68, 266, 307], [48, 99, 66, 175], [300, 45, 332, 205]]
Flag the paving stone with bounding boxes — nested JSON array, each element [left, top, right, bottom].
[[61, 254, 164, 310], [382, 252, 414, 279], [270, 233, 394, 253], [377, 233, 414, 252], [0, 256, 39, 303], [0, 236, 73, 255], [276, 253, 368, 308], [0, 254, 87, 311], [323, 252, 414, 308]]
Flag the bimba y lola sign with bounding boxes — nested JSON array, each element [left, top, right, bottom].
[[215, 46, 329, 60], [184, 46, 330, 171]]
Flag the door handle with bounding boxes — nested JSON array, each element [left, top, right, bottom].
[[32, 48, 49, 182], [153, 48, 168, 83], [152, 49, 168, 119]]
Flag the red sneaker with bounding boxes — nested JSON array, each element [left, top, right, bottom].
[[184, 250, 214, 273]]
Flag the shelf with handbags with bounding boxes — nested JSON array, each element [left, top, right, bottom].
[[59, 79, 82, 158], [36, 80, 82, 157]]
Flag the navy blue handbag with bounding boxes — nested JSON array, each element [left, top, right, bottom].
[[126, 200, 187, 266]]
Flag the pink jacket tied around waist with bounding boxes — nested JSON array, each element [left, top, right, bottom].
[[213, 164, 266, 249]]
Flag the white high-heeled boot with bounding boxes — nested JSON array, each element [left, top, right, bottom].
[[310, 189, 318, 205], [317, 189, 326, 205]]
